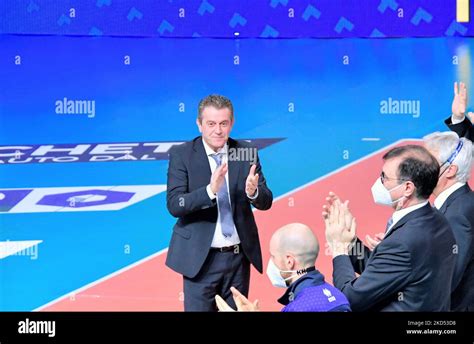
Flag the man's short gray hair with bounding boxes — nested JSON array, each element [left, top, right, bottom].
[[198, 94, 234, 122], [424, 131, 473, 183]]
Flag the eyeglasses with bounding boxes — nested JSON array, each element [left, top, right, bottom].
[[380, 171, 406, 184]]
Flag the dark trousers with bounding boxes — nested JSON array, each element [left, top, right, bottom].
[[183, 248, 250, 312]]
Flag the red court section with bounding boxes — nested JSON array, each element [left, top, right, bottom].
[[41, 139, 446, 311]]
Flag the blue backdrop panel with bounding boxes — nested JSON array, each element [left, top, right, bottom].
[[0, 33, 470, 310]]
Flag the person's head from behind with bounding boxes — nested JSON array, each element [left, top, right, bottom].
[[372, 145, 439, 210], [196, 94, 234, 152], [267, 223, 319, 288], [423, 131, 473, 197]]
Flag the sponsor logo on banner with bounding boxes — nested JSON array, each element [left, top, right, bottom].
[[0, 185, 166, 213], [0, 138, 283, 165]]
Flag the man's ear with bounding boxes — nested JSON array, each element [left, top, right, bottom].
[[196, 118, 202, 133], [404, 181, 416, 198], [446, 164, 459, 179], [285, 254, 296, 270]]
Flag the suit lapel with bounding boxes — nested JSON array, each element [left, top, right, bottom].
[[439, 184, 471, 214], [383, 203, 433, 239], [439, 200, 448, 214], [192, 137, 212, 186], [227, 138, 241, 214]]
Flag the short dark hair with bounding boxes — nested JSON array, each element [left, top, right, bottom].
[[198, 94, 234, 122], [382, 145, 440, 199]]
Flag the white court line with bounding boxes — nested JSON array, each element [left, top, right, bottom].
[[35, 138, 421, 311]]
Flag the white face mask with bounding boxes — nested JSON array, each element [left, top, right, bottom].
[[371, 177, 405, 206], [266, 259, 297, 288]]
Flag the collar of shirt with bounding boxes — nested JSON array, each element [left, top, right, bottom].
[[202, 138, 228, 158], [277, 269, 325, 306], [434, 182, 466, 209], [387, 200, 429, 234]]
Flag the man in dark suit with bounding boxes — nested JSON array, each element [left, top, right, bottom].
[[323, 145, 456, 311], [445, 82, 474, 141], [425, 132, 474, 311], [166, 94, 273, 311]]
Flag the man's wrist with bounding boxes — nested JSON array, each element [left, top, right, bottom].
[[247, 187, 259, 200], [452, 113, 466, 124], [332, 249, 349, 258], [206, 184, 217, 200], [330, 242, 350, 257]]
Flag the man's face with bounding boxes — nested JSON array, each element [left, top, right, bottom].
[[197, 106, 233, 151], [269, 235, 282, 269], [269, 235, 294, 281], [380, 157, 407, 208]]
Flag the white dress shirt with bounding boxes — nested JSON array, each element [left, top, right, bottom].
[[434, 182, 465, 210], [386, 201, 429, 234], [451, 114, 465, 125], [202, 139, 241, 248]]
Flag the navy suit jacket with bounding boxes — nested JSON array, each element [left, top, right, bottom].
[[333, 204, 456, 311], [439, 184, 474, 311], [165, 136, 273, 278], [445, 116, 474, 141]]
